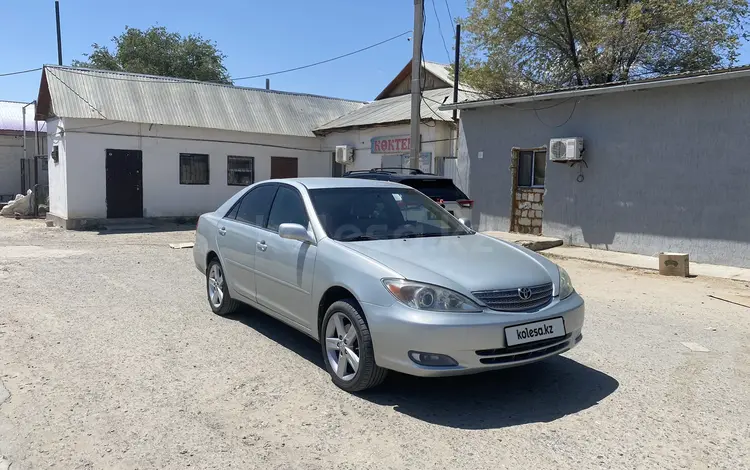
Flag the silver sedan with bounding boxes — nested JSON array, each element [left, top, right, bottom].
[[193, 178, 584, 392]]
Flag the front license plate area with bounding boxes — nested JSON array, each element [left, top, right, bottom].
[[505, 317, 565, 347]]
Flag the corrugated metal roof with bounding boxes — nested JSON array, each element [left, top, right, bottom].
[[374, 60, 479, 100], [442, 64, 750, 110], [314, 87, 482, 133], [0, 101, 47, 132], [39, 66, 366, 137]]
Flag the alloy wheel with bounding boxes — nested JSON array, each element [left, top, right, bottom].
[[207, 263, 224, 308], [324, 312, 360, 381]]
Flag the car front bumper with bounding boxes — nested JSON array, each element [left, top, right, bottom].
[[363, 292, 585, 377]]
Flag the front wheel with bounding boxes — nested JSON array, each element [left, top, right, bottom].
[[206, 259, 240, 316], [321, 299, 387, 392]]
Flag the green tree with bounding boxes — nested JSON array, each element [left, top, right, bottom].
[[72, 26, 232, 84], [461, 0, 749, 96]]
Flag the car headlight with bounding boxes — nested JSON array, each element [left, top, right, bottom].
[[382, 279, 482, 312], [558, 266, 574, 299]]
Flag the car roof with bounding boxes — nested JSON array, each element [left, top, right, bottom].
[[271, 177, 409, 190], [386, 174, 452, 180]]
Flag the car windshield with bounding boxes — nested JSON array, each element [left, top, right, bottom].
[[309, 187, 472, 242], [399, 178, 469, 201]]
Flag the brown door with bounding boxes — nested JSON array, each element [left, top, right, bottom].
[[270, 157, 298, 179]]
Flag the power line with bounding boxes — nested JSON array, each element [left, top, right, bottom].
[[232, 30, 412, 81], [46, 68, 107, 119], [443, 0, 456, 33], [430, 0, 452, 63], [0, 67, 42, 77], [35, 30, 412, 87]]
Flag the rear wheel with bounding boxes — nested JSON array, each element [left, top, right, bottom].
[[206, 259, 240, 316], [321, 299, 387, 392]]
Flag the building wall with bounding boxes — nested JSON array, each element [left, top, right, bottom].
[[47, 119, 68, 217], [51, 119, 332, 220], [322, 121, 454, 173], [0, 133, 48, 199], [460, 77, 750, 268]]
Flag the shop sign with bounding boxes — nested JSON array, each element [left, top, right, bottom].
[[371, 135, 413, 154]]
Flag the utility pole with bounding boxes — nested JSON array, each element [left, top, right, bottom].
[[409, 0, 424, 170], [452, 24, 461, 122], [55, 0, 63, 65]]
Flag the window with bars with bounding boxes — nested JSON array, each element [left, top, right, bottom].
[[180, 153, 209, 185], [517, 150, 547, 187], [227, 156, 255, 186]]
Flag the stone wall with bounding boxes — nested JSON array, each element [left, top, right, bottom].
[[513, 188, 545, 234]]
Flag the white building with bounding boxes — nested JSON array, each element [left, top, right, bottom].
[[318, 60, 477, 185], [34, 62, 475, 228], [0, 101, 47, 202]]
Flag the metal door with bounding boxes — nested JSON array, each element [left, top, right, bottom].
[[217, 183, 279, 302], [270, 157, 298, 179], [216, 219, 259, 302], [253, 185, 316, 328], [105, 149, 143, 218]]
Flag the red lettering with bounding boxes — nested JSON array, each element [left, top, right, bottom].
[[374, 141, 381, 152], [403, 138, 409, 150]]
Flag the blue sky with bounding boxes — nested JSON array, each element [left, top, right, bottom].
[[2, 0, 749, 104], [1, 0, 465, 103]]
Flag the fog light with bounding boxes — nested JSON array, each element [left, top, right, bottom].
[[408, 351, 458, 367]]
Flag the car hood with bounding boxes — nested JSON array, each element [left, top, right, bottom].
[[341, 233, 558, 294]]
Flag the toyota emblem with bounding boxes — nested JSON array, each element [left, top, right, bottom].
[[518, 287, 532, 300]]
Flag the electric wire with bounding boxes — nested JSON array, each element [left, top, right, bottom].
[[0, 67, 42, 77]]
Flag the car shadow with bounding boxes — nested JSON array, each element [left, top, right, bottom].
[[226, 305, 619, 430]]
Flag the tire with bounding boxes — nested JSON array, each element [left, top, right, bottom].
[[320, 299, 387, 392], [206, 258, 240, 316]]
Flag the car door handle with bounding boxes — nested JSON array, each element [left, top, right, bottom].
[[256, 241, 267, 251], [218, 226, 226, 236]]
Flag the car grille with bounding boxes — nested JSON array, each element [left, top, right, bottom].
[[472, 282, 553, 312], [475, 333, 573, 365]]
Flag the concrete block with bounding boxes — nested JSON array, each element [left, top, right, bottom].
[[515, 193, 522, 201], [519, 217, 531, 226], [534, 193, 542, 202], [535, 210, 544, 218], [659, 252, 689, 277], [519, 202, 531, 209], [531, 226, 541, 234], [531, 218, 542, 226], [531, 203, 543, 210], [521, 210, 528, 217]]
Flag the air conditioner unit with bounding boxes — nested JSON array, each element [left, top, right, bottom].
[[335, 145, 354, 165], [549, 137, 584, 162]]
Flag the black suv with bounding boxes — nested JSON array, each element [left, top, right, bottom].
[[342, 167, 473, 220]]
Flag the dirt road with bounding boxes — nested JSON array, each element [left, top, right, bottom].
[[1, 219, 748, 469]]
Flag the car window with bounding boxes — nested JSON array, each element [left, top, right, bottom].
[[402, 179, 468, 201], [224, 200, 240, 219], [267, 186, 309, 232], [235, 184, 278, 226], [309, 187, 470, 241]]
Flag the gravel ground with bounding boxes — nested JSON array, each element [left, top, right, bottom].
[[0, 218, 748, 469]]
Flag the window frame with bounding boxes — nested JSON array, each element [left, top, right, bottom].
[[265, 184, 311, 233], [224, 183, 279, 227], [516, 149, 547, 188], [227, 155, 255, 186], [179, 153, 210, 185]]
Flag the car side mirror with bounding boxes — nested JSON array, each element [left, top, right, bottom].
[[278, 223, 315, 244], [458, 218, 472, 229]]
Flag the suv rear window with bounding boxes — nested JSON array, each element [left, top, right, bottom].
[[399, 179, 468, 201]]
